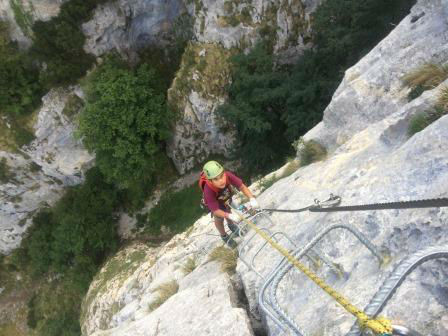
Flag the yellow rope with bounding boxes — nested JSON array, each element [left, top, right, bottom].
[[237, 212, 393, 335]]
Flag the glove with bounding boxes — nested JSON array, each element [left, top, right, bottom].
[[250, 197, 260, 209], [227, 212, 240, 223]]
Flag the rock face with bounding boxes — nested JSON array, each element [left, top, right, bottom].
[[82, 0, 187, 57], [0, 0, 67, 47], [192, 0, 322, 60], [0, 87, 94, 255], [81, 0, 323, 174], [81, 221, 254, 336], [166, 42, 235, 174], [167, 0, 323, 173], [82, 1, 448, 335], [306, 0, 448, 151]]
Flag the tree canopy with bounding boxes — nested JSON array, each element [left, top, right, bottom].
[[79, 56, 174, 186]]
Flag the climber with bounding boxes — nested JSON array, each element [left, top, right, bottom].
[[200, 160, 260, 248]]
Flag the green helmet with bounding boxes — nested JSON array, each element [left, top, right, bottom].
[[203, 161, 224, 179]]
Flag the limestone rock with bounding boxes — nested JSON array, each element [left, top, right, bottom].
[[192, 0, 322, 59], [82, 0, 186, 57], [0, 0, 67, 47], [0, 87, 94, 255], [81, 216, 254, 336], [306, 0, 448, 151], [166, 42, 236, 174]]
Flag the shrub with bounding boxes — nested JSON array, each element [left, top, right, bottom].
[[20, 168, 120, 275], [0, 157, 12, 183], [146, 183, 203, 234], [148, 280, 179, 312], [438, 85, 448, 111], [295, 139, 327, 166], [27, 274, 86, 336], [181, 256, 197, 275], [258, 174, 278, 193], [30, 0, 108, 88], [408, 106, 447, 137], [217, 41, 293, 176], [0, 21, 43, 117], [79, 55, 174, 187], [208, 246, 238, 274], [403, 63, 448, 90], [62, 94, 84, 119]]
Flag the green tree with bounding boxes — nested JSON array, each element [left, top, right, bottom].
[[0, 21, 42, 116], [217, 42, 292, 175], [20, 168, 119, 336], [30, 0, 108, 88], [79, 56, 174, 186]]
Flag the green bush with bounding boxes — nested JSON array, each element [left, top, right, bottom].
[[217, 42, 293, 176], [20, 168, 119, 275], [27, 273, 87, 336], [407, 113, 429, 136], [13, 168, 120, 336], [79, 55, 175, 187], [148, 280, 179, 312], [31, 0, 108, 88], [408, 106, 447, 137], [0, 21, 43, 117], [146, 183, 203, 234], [219, 0, 415, 177], [0, 157, 12, 183], [19, 167, 120, 335], [295, 139, 327, 166]]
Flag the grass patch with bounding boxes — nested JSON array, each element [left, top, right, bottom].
[[438, 85, 448, 110], [257, 159, 300, 193], [407, 113, 429, 136], [62, 94, 84, 120], [403, 63, 448, 101], [208, 246, 238, 274], [0, 157, 12, 183], [10, 0, 34, 37], [279, 159, 300, 179], [295, 139, 327, 166], [0, 112, 36, 152], [407, 84, 448, 136], [181, 256, 197, 275], [258, 174, 278, 193], [168, 42, 234, 114], [0, 323, 22, 336], [148, 280, 179, 312], [408, 106, 447, 137], [145, 183, 203, 235]]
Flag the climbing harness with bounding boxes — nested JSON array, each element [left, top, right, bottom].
[[233, 207, 393, 336]]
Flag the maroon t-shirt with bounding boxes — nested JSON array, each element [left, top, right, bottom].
[[203, 171, 243, 213]]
